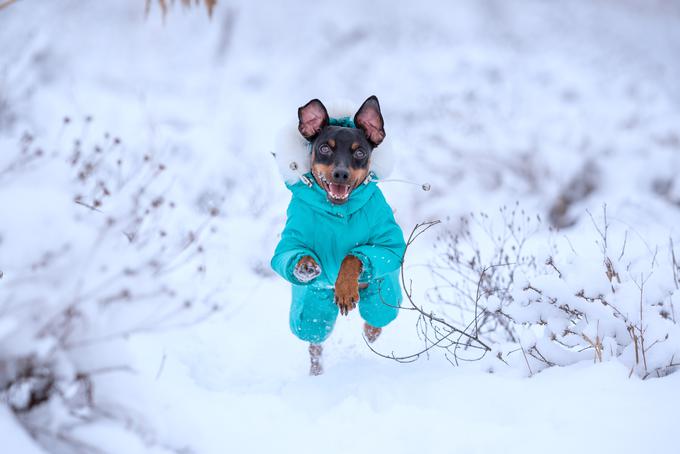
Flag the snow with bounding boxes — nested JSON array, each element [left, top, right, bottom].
[[0, 404, 46, 454], [1, 0, 680, 452], [128, 314, 680, 454]]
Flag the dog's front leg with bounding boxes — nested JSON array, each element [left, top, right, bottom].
[[334, 255, 362, 316]]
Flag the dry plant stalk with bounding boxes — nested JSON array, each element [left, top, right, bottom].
[[366, 220, 494, 366], [582, 334, 603, 362], [146, 0, 217, 17], [0, 0, 19, 11]]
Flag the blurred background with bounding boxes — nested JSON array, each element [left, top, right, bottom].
[[1, 1, 680, 453], [2, 0, 680, 227]]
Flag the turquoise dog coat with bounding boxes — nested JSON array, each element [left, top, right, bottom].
[[271, 173, 406, 343]]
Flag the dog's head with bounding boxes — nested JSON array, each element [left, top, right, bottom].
[[297, 96, 385, 205]]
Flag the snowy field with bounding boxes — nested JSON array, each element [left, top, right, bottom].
[[2, 0, 680, 453]]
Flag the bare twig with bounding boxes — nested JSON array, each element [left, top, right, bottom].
[[367, 220, 494, 365]]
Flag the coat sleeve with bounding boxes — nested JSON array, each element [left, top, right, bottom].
[[270, 198, 320, 285], [350, 191, 406, 282]]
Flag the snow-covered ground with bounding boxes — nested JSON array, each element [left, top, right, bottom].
[[2, 0, 680, 452]]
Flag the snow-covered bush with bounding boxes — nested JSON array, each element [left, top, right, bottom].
[[400, 206, 680, 378], [501, 208, 680, 378], [0, 118, 223, 450], [428, 204, 541, 345]]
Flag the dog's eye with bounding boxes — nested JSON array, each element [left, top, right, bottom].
[[318, 144, 332, 155], [353, 149, 367, 160]]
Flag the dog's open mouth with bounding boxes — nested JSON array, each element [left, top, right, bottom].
[[326, 182, 350, 201], [316, 173, 351, 203]]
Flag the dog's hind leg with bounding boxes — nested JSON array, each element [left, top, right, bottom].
[[363, 322, 382, 343], [309, 343, 323, 376]]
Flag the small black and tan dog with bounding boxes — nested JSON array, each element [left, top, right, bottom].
[[271, 96, 405, 375]]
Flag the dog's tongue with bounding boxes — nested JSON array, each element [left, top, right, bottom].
[[329, 183, 349, 199]]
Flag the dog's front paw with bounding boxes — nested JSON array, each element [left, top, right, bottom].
[[335, 279, 359, 316], [294, 256, 321, 283], [334, 255, 362, 316]]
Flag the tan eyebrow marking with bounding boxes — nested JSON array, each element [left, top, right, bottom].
[[351, 142, 360, 151], [328, 139, 336, 148]]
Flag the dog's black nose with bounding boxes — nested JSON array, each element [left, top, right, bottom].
[[333, 168, 350, 183]]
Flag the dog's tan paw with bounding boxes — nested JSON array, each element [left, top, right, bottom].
[[334, 255, 362, 316], [335, 283, 358, 316], [364, 322, 382, 343]]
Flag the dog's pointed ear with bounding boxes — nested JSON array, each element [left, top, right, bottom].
[[354, 95, 385, 147], [298, 99, 329, 140]]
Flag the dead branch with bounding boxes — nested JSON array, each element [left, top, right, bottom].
[[366, 220, 493, 364]]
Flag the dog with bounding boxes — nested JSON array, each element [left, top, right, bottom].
[[271, 96, 405, 375]]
